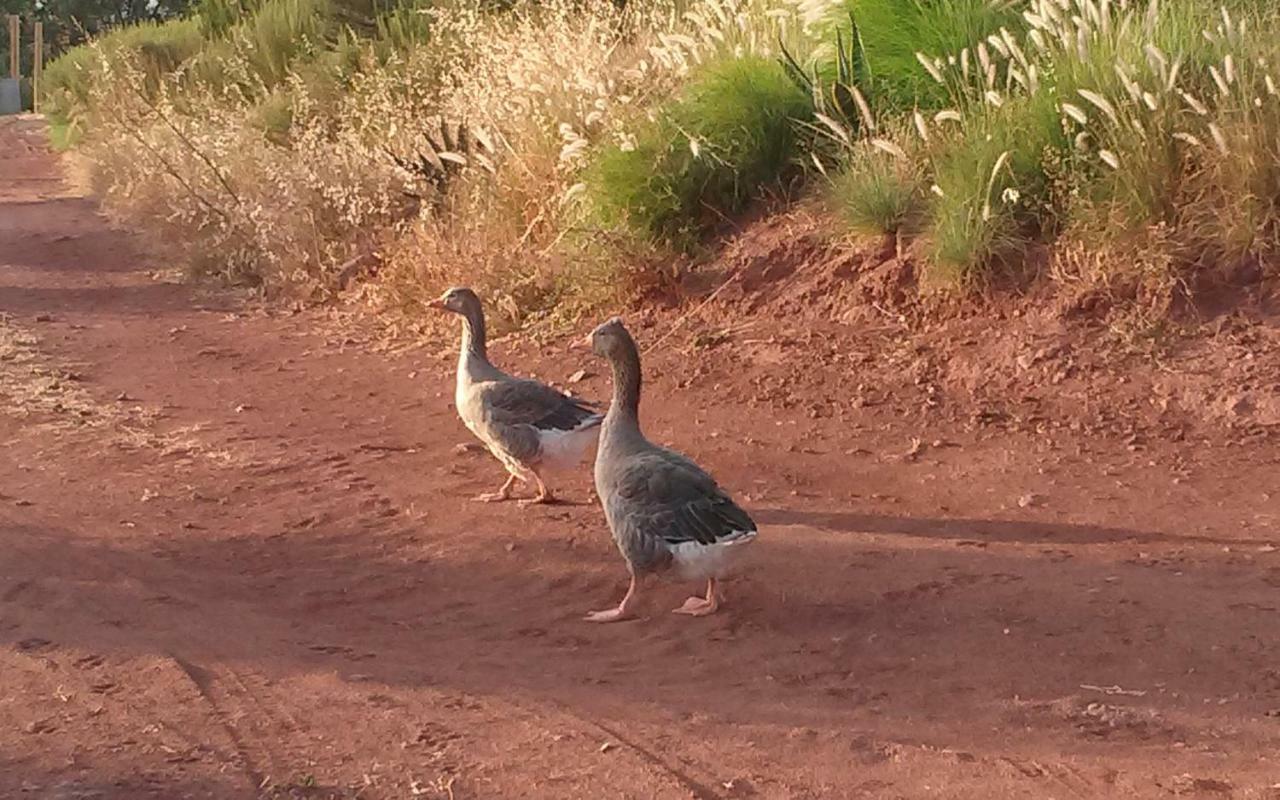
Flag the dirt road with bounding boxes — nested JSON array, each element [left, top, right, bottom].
[[3, 115, 1280, 799]]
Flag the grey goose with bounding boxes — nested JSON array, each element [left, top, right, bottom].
[[431, 287, 602, 504], [584, 317, 757, 622]]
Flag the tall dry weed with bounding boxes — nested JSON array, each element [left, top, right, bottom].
[[76, 0, 829, 329]]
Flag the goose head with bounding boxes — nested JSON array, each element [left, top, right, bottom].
[[429, 286, 483, 317], [585, 316, 633, 359]]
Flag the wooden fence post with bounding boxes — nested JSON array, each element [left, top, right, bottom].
[[33, 21, 42, 113], [7, 15, 19, 80]]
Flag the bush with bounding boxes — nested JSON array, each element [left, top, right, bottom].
[[186, 0, 334, 93], [1031, 0, 1280, 277], [237, 0, 332, 87], [586, 55, 812, 247], [43, 45, 98, 129]]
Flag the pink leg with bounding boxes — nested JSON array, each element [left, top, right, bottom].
[[473, 474, 517, 503], [518, 470, 555, 506], [673, 578, 721, 617], [585, 575, 638, 623]]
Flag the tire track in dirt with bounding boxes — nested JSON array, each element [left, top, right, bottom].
[[168, 655, 271, 793], [553, 709, 723, 800]]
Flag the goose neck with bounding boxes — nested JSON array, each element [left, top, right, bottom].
[[459, 306, 487, 362], [606, 340, 642, 426]]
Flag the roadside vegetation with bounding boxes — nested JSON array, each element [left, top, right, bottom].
[[42, 0, 1280, 329]]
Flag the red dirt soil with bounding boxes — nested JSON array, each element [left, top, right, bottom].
[[3, 115, 1280, 799]]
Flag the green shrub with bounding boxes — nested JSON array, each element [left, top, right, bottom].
[[42, 45, 95, 130], [837, 0, 1022, 110], [586, 55, 812, 247], [107, 18, 206, 78], [374, 1, 434, 54], [186, 0, 335, 95], [249, 35, 366, 142], [831, 0, 1280, 290], [47, 118, 80, 151]]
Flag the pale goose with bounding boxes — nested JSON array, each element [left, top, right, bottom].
[[583, 317, 757, 622], [431, 287, 602, 504]]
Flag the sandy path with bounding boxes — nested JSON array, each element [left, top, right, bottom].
[[3, 115, 1280, 799]]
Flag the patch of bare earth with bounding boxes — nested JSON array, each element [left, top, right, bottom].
[[3, 114, 1280, 800]]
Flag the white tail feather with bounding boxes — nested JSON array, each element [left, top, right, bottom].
[[538, 419, 602, 470], [671, 529, 758, 581]]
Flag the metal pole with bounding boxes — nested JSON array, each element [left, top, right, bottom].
[[33, 21, 42, 113], [8, 15, 19, 80]]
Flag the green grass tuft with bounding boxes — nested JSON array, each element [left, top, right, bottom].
[[586, 55, 812, 248], [46, 119, 80, 151], [927, 91, 1064, 285], [831, 145, 922, 237]]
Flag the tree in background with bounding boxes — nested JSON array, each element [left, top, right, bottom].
[[1, 0, 194, 71]]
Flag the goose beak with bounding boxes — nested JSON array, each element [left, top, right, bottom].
[[571, 333, 592, 352], [427, 297, 447, 311]]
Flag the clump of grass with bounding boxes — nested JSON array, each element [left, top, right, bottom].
[[927, 90, 1064, 284], [235, 0, 332, 87], [1027, 0, 1280, 277], [196, 0, 262, 39], [188, 0, 335, 92], [585, 55, 813, 247], [830, 138, 923, 236]]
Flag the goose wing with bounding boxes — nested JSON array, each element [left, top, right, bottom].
[[480, 378, 602, 432], [612, 449, 755, 547]]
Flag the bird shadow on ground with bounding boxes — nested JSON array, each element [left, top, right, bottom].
[[752, 508, 1268, 549]]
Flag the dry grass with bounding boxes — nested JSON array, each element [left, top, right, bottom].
[[361, 0, 673, 328], [0, 314, 107, 431], [61, 0, 876, 336], [70, 0, 831, 329]]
